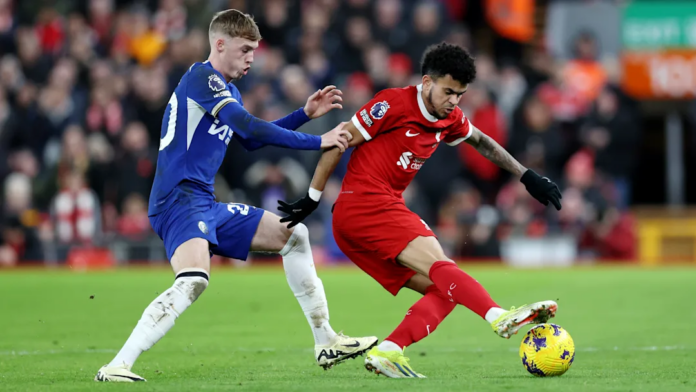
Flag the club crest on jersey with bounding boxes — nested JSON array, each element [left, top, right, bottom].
[[370, 101, 390, 120], [208, 74, 226, 92], [198, 221, 209, 235]]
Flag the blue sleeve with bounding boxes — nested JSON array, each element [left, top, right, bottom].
[[233, 133, 265, 151], [187, 65, 237, 117], [217, 102, 321, 150], [271, 108, 311, 131]]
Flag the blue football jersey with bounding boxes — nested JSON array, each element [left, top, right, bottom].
[[148, 61, 242, 216]]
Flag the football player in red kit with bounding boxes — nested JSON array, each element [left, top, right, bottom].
[[278, 43, 563, 378]]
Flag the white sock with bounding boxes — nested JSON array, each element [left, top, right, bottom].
[[108, 269, 209, 368], [280, 223, 337, 346], [484, 307, 507, 323], [377, 340, 403, 353]]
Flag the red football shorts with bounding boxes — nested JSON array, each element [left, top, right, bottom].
[[332, 197, 435, 296]]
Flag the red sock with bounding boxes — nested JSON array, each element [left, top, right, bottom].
[[386, 285, 456, 349], [428, 261, 499, 319]]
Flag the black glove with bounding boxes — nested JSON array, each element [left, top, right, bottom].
[[520, 169, 562, 210], [278, 193, 320, 228]]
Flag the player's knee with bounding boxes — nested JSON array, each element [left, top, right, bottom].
[[171, 238, 211, 273], [281, 223, 309, 256], [174, 268, 210, 303], [290, 223, 308, 242]]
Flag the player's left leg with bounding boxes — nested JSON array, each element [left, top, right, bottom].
[[248, 210, 378, 369], [365, 274, 455, 378], [96, 238, 211, 382], [381, 275, 455, 351]]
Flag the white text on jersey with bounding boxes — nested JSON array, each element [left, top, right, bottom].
[[396, 152, 425, 171], [208, 119, 233, 145]]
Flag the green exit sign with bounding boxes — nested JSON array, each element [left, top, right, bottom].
[[622, 2, 696, 49]]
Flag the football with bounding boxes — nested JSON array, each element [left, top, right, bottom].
[[519, 323, 575, 377]]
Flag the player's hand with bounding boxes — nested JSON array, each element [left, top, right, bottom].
[[278, 194, 319, 228], [320, 122, 351, 152], [304, 85, 343, 119], [520, 169, 562, 210]]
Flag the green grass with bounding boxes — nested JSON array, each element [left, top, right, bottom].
[[1, 266, 695, 391]]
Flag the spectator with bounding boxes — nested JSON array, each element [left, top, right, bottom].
[[153, 0, 187, 41], [128, 8, 167, 66], [508, 95, 566, 181], [458, 83, 507, 202], [536, 64, 589, 122], [16, 26, 52, 84], [34, 125, 109, 209], [117, 192, 150, 238], [495, 62, 527, 124], [581, 86, 641, 209], [255, 0, 291, 49], [336, 16, 371, 74], [2, 172, 43, 262], [114, 122, 156, 209], [373, 0, 409, 53], [131, 69, 168, 146], [52, 169, 99, 244], [406, 2, 443, 67], [88, 0, 115, 47], [563, 31, 607, 105], [386, 52, 411, 88], [35, 7, 64, 55], [363, 43, 390, 92]]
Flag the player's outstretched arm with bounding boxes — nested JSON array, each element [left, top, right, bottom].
[[278, 121, 364, 228], [465, 125, 562, 210], [217, 103, 348, 151], [271, 86, 343, 130], [464, 124, 526, 177]]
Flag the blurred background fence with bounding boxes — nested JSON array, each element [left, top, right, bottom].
[[2, 0, 696, 268]]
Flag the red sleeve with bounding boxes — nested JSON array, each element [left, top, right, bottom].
[[443, 108, 473, 146], [351, 89, 405, 141]]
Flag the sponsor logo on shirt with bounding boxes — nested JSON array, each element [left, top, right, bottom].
[[370, 101, 390, 120], [208, 119, 233, 145], [360, 109, 373, 127], [214, 90, 232, 98], [396, 151, 426, 171], [208, 74, 226, 92]]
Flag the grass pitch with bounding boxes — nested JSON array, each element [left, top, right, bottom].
[[1, 265, 695, 391]]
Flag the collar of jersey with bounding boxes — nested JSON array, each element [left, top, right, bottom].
[[416, 84, 438, 123]]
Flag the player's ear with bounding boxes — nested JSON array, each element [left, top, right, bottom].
[[215, 37, 225, 53], [422, 74, 431, 88]]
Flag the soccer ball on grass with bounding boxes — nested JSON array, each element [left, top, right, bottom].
[[519, 323, 575, 377]]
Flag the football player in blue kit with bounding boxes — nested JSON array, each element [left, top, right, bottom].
[[95, 9, 377, 382]]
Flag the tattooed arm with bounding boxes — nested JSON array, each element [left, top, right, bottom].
[[464, 124, 527, 177]]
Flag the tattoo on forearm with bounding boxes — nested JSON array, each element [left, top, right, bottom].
[[475, 134, 526, 177]]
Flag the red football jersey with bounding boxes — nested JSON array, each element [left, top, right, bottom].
[[339, 84, 472, 201]]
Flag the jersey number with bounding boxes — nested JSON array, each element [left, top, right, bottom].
[[159, 93, 178, 151], [227, 203, 249, 215]]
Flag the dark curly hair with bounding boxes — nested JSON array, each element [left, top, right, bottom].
[[421, 43, 477, 85]]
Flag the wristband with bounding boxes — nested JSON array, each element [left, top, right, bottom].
[[308, 187, 322, 202]]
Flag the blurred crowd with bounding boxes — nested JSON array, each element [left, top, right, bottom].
[[0, 0, 639, 266]]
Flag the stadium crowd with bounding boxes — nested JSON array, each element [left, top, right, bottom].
[[0, 0, 639, 266]]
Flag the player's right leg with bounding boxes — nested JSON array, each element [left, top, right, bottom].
[[95, 238, 210, 382], [247, 210, 378, 369], [397, 236, 557, 339]]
